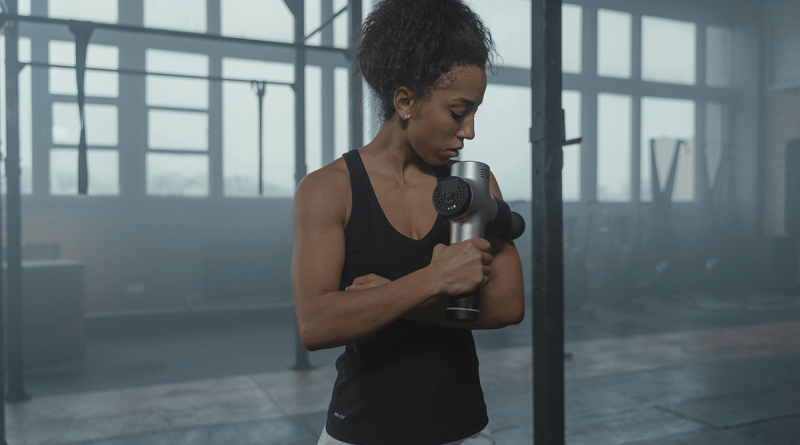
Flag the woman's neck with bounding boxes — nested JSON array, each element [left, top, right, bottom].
[[360, 119, 433, 184]]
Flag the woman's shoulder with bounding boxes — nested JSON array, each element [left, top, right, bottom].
[[317, 156, 351, 181], [294, 157, 351, 215]]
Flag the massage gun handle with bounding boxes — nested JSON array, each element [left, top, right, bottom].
[[446, 288, 481, 323]]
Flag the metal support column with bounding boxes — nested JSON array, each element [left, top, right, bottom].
[[253, 81, 267, 195], [321, 0, 335, 166], [348, 0, 362, 151], [4, 0, 30, 404], [287, 0, 312, 371], [531, 0, 565, 444], [0, 13, 8, 445]]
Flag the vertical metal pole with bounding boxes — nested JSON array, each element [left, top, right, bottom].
[[348, 0, 363, 151], [0, 15, 8, 445], [293, 2, 307, 188], [207, 0, 224, 198], [117, 0, 146, 199], [5, 0, 30, 403], [321, 0, 335, 165], [291, 0, 312, 371], [695, 24, 706, 206], [253, 81, 266, 196], [531, 0, 565, 444], [581, 6, 598, 203], [631, 13, 642, 204]]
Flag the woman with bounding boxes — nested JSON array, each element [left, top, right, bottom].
[[291, 0, 525, 444]]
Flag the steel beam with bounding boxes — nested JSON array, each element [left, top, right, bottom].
[[348, 0, 362, 151], [0, 18, 7, 440], [4, 0, 30, 406], [0, 12, 348, 55], [290, 0, 312, 371], [531, 0, 565, 444], [321, 0, 335, 167]]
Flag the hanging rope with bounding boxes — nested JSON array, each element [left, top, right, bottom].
[[68, 20, 95, 195], [251, 81, 267, 196]]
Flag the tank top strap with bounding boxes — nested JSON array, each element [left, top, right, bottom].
[[341, 150, 375, 236], [342, 149, 370, 195]]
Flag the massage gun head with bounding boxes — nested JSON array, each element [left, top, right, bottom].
[[432, 177, 472, 218], [433, 161, 497, 243], [432, 161, 526, 243]]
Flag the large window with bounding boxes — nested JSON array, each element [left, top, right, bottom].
[[48, 0, 118, 23], [463, 2, 582, 201], [597, 93, 632, 202], [468, 0, 532, 69], [221, 0, 293, 43], [590, 12, 731, 203], [49, 41, 120, 195], [562, 4, 583, 74], [640, 98, 696, 202], [145, 0, 207, 33], [468, 4, 731, 205], [468, 84, 531, 202], [146, 50, 210, 197], [0, 36, 32, 195], [222, 58, 295, 197], [598, 9, 631, 79], [706, 26, 733, 88], [19, 0, 733, 204], [641, 16, 697, 85]]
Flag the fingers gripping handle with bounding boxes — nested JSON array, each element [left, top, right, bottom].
[[446, 288, 481, 322]]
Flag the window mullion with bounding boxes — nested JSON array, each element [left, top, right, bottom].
[[31, 36, 50, 197], [582, 5, 598, 203], [631, 12, 642, 204], [208, 53, 223, 198]]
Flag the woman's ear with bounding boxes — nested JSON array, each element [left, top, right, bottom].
[[393, 86, 418, 119]]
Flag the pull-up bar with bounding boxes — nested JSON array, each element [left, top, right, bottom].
[[24, 59, 294, 197], [26, 61, 296, 87]]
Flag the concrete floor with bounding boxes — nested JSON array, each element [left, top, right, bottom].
[[10, 291, 800, 445]]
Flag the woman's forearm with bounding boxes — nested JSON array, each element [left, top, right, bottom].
[[301, 266, 442, 351]]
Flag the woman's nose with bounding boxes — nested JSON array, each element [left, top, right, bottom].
[[461, 118, 475, 140]]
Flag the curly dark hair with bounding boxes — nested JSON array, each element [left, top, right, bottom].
[[355, 0, 497, 122]]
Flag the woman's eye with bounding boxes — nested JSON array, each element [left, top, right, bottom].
[[451, 111, 464, 120]]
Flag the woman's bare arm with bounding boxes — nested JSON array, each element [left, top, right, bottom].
[[291, 168, 442, 351]]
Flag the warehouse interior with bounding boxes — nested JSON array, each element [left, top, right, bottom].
[[2, 0, 800, 443]]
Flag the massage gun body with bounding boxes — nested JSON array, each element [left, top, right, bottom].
[[432, 161, 526, 322], [447, 162, 497, 244]]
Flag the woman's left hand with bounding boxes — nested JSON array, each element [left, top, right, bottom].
[[345, 273, 391, 291]]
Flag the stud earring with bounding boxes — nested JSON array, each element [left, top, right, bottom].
[[405, 114, 410, 119]]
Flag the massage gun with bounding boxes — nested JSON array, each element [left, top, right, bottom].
[[431, 161, 526, 322]]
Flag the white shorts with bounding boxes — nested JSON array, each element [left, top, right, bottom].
[[317, 423, 495, 445]]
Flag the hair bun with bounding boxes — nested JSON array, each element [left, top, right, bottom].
[[355, 0, 496, 122]]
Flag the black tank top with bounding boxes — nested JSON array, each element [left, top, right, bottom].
[[325, 149, 488, 445]]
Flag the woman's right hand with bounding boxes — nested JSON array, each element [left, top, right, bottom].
[[428, 238, 493, 297]]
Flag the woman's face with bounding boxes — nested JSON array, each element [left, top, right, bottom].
[[406, 64, 487, 166]]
